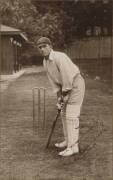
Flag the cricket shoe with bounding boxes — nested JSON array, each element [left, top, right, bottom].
[[55, 141, 67, 148], [58, 146, 79, 156]]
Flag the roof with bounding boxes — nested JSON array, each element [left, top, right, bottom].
[[0, 24, 21, 33], [0, 24, 28, 41]]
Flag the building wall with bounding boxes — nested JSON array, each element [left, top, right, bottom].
[[1, 36, 14, 74]]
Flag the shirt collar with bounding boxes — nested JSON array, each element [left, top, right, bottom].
[[44, 49, 54, 61]]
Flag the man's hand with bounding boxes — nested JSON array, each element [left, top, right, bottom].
[[56, 96, 64, 110], [63, 94, 69, 104], [56, 91, 70, 110], [56, 95, 68, 110], [56, 102, 63, 110]]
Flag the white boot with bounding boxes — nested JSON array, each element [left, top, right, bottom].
[[58, 143, 79, 156], [55, 141, 67, 148]]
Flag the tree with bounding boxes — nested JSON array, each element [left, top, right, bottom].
[[0, 0, 112, 48]]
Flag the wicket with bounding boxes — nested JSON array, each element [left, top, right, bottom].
[[32, 87, 46, 133]]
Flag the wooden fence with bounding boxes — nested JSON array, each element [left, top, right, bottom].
[[65, 37, 112, 79]]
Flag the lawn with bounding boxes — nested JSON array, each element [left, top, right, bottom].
[[0, 67, 112, 180]]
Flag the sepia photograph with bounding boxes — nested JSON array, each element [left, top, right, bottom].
[[0, 0, 112, 180]]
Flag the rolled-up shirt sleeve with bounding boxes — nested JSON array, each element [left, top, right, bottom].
[[56, 53, 80, 92]]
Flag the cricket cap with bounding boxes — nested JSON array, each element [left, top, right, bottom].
[[37, 37, 51, 46]]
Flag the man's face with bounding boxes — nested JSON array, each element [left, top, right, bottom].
[[38, 44, 51, 57]]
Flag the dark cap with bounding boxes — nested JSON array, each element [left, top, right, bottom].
[[37, 37, 51, 46]]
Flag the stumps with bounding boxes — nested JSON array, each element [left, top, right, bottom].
[[32, 87, 46, 134]]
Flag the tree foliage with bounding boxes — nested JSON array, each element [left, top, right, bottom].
[[0, 0, 112, 49]]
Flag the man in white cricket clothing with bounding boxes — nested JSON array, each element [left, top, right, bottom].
[[37, 37, 85, 157]]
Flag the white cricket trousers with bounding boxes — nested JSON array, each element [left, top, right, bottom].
[[61, 74, 85, 150]]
